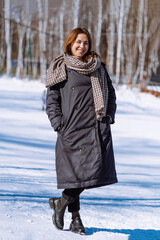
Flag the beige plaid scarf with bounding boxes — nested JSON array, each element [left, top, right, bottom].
[[45, 54, 108, 120]]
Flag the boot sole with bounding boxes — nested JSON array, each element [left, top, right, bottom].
[[70, 228, 86, 235], [70, 224, 86, 235], [49, 198, 63, 230]]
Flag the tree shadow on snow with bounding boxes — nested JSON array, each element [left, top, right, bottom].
[[0, 133, 55, 150], [85, 227, 160, 240], [114, 137, 160, 157], [117, 101, 160, 117], [81, 196, 160, 208]]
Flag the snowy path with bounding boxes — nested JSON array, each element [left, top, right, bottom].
[[0, 77, 160, 240]]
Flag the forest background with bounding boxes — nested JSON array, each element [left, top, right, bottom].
[[0, 0, 160, 85]]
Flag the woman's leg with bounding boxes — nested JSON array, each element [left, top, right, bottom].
[[49, 188, 85, 233], [63, 188, 84, 212], [63, 188, 86, 234]]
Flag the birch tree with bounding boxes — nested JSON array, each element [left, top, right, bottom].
[[88, 10, 92, 34], [24, 1, 32, 77], [2, 0, 160, 81], [148, 35, 160, 77], [48, 18, 55, 62], [73, 0, 80, 28], [0, 12, 5, 71], [24, 22, 31, 77], [108, 0, 117, 74], [37, 0, 48, 81], [95, 0, 102, 54], [139, 0, 148, 83], [31, 32, 39, 79], [4, 0, 11, 75], [59, 0, 65, 54], [122, 0, 132, 80], [146, 0, 160, 79], [132, 0, 145, 83], [16, 10, 27, 78], [116, 0, 124, 84], [51, 14, 59, 59]]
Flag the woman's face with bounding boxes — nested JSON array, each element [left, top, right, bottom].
[[71, 34, 89, 59]]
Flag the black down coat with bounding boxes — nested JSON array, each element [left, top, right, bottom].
[[46, 64, 118, 189]]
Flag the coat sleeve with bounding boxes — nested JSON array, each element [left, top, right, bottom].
[[46, 84, 63, 131], [106, 70, 117, 124]]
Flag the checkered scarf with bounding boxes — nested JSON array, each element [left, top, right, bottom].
[[45, 54, 108, 120]]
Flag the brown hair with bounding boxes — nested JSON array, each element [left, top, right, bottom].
[[63, 27, 98, 61]]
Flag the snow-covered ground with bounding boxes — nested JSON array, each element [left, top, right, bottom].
[[0, 75, 160, 240]]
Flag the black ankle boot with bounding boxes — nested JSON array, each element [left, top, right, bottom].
[[70, 212, 86, 235], [49, 196, 69, 230]]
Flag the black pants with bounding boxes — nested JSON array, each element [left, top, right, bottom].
[[62, 188, 84, 212]]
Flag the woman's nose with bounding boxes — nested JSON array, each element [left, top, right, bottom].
[[80, 42, 84, 48]]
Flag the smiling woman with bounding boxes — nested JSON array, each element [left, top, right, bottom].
[[45, 27, 117, 235], [70, 34, 89, 59], [63, 28, 92, 61]]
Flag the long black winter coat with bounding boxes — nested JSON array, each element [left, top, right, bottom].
[[46, 63, 118, 189]]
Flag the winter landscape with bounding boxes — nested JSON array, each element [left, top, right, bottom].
[[0, 76, 160, 240], [1, 0, 160, 238]]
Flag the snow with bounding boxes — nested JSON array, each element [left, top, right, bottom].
[[0, 76, 160, 240]]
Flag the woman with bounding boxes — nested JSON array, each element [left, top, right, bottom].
[[46, 27, 117, 235]]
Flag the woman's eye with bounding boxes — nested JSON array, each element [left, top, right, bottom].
[[75, 40, 88, 45]]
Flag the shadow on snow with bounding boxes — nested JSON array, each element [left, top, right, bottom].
[[85, 227, 160, 240], [0, 133, 55, 150], [114, 137, 160, 157], [0, 191, 160, 208]]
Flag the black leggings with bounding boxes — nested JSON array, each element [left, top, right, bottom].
[[63, 188, 85, 213]]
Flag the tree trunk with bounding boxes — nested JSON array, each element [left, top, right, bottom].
[[132, 0, 144, 83], [116, 0, 124, 84], [147, 24, 160, 76], [24, 25, 31, 77], [0, 18, 5, 71], [37, 0, 48, 82], [73, 0, 80, 28], [48, 18, 54, 63], [139, 0, 148, 83], [16, 16, 26, 78], [95, 0, 102, 54], [4, 0, 11, 75], [125, 20, 134, 82], [16, 32, 25, 78], [122, 0, 132, 81], [108, 0, 116, 74], [24, 1, 32, 77], [59, 1, 65, 55]]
